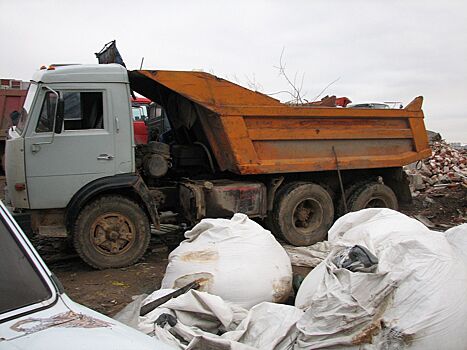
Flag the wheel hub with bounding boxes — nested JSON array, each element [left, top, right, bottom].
[[90, 213, 136, 256], [296, 203, 312, 227], [365, 198, 386, 208], [293, 199, 323, 232]]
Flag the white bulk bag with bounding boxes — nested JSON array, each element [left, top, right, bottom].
[[295, 209, 467, 350], [161, 213, 292, 309]]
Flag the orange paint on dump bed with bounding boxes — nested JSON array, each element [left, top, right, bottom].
[[130, 70, 431, 175]]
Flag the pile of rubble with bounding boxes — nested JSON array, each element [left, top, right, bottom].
[[406, 140, 467, 193]]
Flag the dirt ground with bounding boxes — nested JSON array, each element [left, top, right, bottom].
[[399, 185, 467, 228], [25, 185, 467, 317], [43, 240, 170, 316]]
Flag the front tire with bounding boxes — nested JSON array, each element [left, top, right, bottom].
[[272, 182, 334, 246], [73, 195, 151, 269]]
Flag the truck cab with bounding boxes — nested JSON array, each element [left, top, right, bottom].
[[5, 65, 161, 269], [6, 64, 134, 211]]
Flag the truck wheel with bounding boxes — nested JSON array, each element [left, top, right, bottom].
[[335, 180, 370, 218], [272, 182, 334, 246], [73, 195, 151, 269], [346, 182, 398, 213]]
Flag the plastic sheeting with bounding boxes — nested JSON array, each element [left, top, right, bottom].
[[116, 289, 302, 350], [161, 213, 293, 308], [283, 241, 332, 268]]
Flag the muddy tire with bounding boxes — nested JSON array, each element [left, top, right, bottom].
[[335, 180, 370, 218], [272, 182, 334, 246], [346, 182, 398, 213], [73, 195, 151, 269]]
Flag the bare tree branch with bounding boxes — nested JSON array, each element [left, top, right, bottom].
[[244, 73, 263, 91], [273, 47, 305, 104], [312, 77, 341, 102], [232, 74, 241, 84], [266, 90, 299, 98]]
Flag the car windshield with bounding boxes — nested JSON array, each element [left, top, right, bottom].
[[16, 83, 38, 135], [0, 213, 52, 315]]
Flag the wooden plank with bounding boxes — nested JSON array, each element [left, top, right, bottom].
[[212, 105, 425, 119], [244, 116, 410, 130], [236, 149, 432, 174], [248, 128, 413, 140], [252, 139, 414, 160]]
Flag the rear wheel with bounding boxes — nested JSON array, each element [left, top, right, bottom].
[[73, 195, 151, 269], [271, 182, 334, 246], [336, 180, 369, 218], [346, 182, 398, 213]]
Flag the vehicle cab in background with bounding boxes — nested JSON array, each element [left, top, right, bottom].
[[131, 97, 170, 144], [131, 97, 150, 144]]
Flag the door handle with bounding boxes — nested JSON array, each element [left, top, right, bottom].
[[31, 144, 41, 153], [97, 154, 114, 160]]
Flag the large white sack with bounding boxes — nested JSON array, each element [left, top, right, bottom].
[[295, 208, 467, 350], [161, 213, 293, 308]]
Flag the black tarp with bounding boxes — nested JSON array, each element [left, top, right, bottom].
[[95, 40, 126, 67]]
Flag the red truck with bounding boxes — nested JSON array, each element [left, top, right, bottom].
[[131, 97, 168, 145], [0, 79, 29, 171], [131, 97, 151, 144]]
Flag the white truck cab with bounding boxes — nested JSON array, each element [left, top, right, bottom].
[[5, 64, 160, 270], [0, 200, 172, 349], [6, 64, 134, 210]]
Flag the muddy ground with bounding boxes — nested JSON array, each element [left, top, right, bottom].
[[26, 185, 467, 317]]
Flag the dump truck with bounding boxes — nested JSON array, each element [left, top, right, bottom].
[[5, 64, 431, 269]]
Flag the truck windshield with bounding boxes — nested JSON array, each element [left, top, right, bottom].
[[16, 83, 38, 135], [132, 106, 148, 121], [0, 214, 52, 315]]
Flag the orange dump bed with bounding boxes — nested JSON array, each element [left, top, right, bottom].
[[129, 70, 431, 175]]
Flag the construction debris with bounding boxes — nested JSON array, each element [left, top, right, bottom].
[[405, 139, 467, 192], [401, 136, 466, 229]]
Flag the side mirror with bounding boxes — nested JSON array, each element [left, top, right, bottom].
[[9, 110, 20, 126], [54, 98, 64, 134]]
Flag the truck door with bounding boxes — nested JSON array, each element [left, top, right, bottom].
[[24, 88, 116, 209]]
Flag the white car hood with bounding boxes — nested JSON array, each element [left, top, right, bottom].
[[1, 296, 173, 350]]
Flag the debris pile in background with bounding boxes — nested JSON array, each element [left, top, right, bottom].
[[406, 139, 467, 193], [403, 137, 467, 229]]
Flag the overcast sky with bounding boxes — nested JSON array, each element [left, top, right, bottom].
[[1, 0, 465, 142]]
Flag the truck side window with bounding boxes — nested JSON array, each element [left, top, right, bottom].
[[35, 91, 57, 133], [63, 92, 104, 130]]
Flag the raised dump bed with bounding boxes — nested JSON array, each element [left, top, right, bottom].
[[129, 70, 431, 175]]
